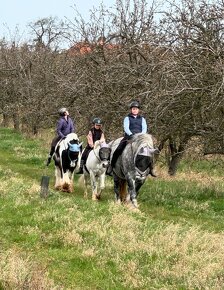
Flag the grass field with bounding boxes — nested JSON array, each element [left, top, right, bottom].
[[0, 127, 224, 289]]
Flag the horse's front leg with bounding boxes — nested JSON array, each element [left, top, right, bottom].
[[54, 166, 62, 190], [135, 179, 144, 196], [127, 176, 138, 208], [90, 171, 98, 200], [98, 172, 106, 199], [83, 173, 89, 199], [113, 174, 121, 204]]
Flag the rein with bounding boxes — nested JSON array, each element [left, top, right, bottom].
[[93, 147, 101, 162], [67, 150, 78, 167], [131, 140, 151, 177]]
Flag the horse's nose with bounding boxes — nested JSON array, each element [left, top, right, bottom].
[[102, 161, 109, 168]]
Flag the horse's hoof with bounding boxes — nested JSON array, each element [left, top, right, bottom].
[[132, 207, 140, 212], [92, 194, 98, 201], [132, 199, 138, 208]]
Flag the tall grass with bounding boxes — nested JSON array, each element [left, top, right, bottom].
[[0, 128, 224, 289]]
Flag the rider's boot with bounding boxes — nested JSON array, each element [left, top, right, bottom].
[[46, 146, 55, 166], [46, 154, 52, 166], [77, 159, 84, 174], [106, 164, 113, 176], [149, 161, 157, 177], [150, 168, 157, 177]]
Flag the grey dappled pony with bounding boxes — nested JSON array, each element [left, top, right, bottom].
[[83, 141, 111, 200], [109, 133, 158, 209]]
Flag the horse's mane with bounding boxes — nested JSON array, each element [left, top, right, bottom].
[[93, 140, 101, 150], [57, 133, 79, 151], [65, 133, 79, 142], [130, 133, 154, 151]]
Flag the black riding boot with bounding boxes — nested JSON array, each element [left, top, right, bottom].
[[77, 159, 84, 174], [106, 164, 113, 176], [149, 162, 157, 177], [46, 154, 52, 166], [46, 146, 55, 166]]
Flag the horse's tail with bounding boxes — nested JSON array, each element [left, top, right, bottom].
[[120, 180, 127, 202]]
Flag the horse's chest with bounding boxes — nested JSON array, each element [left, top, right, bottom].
[[91, 164, 104, 175]]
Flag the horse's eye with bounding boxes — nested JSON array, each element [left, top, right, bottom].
[[139, 147, 144, 154]]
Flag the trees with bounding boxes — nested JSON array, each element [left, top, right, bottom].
[[0, 0, 223, 174]]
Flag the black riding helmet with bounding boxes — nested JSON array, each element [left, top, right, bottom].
[[129, 101, 140, 109], [92, 117, 102, 125]]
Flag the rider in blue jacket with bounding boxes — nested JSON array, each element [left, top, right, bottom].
[[108, 100, 156, 177], [46, 107, 75, 166]]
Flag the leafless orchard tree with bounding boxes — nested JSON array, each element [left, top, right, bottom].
[[147, 0, 224, 174], [0, 0, 223, 174]]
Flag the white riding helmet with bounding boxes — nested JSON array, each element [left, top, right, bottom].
[[58, 107, 67, 116]]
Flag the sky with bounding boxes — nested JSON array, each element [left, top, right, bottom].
[[0, 0, 116, 40]]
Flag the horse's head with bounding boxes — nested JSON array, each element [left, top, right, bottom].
[[59, 133, 82, 167], [67, 140, 82, 166], [99, 142, 111, 168], [135, 146, 158, 179], [131, 134, 157, 180]]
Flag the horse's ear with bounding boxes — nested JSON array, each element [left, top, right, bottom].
[[149, 148, 160, 155]]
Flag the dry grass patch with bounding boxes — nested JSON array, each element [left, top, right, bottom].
[[74, 203, 224, 289], [0, 248, 58, 289], [156, 167, 224, 198]]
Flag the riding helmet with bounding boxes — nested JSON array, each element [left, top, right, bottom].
[[92, 117, 102, 125], [58, 107, 67, 116], [129, 101, 140, 109]]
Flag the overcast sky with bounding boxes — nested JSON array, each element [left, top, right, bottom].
[[0, 0, 115, 39]]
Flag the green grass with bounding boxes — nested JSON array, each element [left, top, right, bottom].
[[0, 128, 224, 289], [178, 157, 224, 176]]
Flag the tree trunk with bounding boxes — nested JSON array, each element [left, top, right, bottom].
[[168, 152, 184, 176], [1, 113, 10, 127], [33, 124, 39, 135], [167, 138, 188, 176], [13, 112, 20, 131]]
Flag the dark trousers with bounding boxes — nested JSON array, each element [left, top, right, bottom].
[[81, 146, 92, 164], [111, 137, 128, 167], [49, 136, 61, 156]]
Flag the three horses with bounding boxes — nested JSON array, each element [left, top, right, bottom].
[[52, 133, 158, 209]]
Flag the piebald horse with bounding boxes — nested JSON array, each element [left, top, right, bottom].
[[53, 133, 82, 193]]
